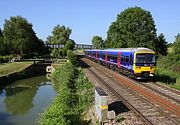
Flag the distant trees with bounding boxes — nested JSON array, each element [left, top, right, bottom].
[[91, 36, 104, 49], [2, 16, 45, 55], [162, 33, 180, 71], [173, 33, 180, 55], [47, 25, 72, 45], [0, 29, 4, 55], [105, 7, 157, 50], [48, 25, 75, 57], [156, 33, 168, 55]]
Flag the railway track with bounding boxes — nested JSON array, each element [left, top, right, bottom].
[[80, 58, 180, 125], [139, 81, 180, 105]]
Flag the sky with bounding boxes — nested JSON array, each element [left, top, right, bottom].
[[0, 0, 180, 44]]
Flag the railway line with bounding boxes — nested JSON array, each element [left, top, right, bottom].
[[80, 57, 180, 125], [139, 81, 180, 105]]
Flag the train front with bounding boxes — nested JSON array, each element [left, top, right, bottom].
[[133, 50, 156, 79]]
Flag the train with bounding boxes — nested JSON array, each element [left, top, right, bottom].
[[84, 48, 156, 79]]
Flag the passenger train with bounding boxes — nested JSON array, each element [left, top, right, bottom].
[[84, 48, 156, 79]]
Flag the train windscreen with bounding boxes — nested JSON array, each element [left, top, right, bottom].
[[136, 53, 155, 66]]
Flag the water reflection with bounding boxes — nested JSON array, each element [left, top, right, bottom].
[[3, 76, 48, 115], [0, 75, 57, 125]]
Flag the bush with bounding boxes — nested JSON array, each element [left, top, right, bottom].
[[156, 55, 180, 89], [39, 64, 93, 125], [0, 55, 15, 63], [67, 50, 78, 66]]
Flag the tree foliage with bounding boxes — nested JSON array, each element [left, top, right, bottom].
[[47, 25, 72, 45], [156, 33, 168, 55], [3, 16, 44, 54], [64, 39, 75, 51], [92, 35, 104, 49], [0, 28, 4, 55], [67, 50, 77, 66], [159, 33, 180, 73], [105, 7, 157, 50], [173, 33, 180, 55]]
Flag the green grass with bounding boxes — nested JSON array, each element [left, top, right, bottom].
[[0, 62, 33, 77], [74, 49, 84, 55]]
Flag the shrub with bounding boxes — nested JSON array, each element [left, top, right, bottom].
[[39, 64, 93, 125], [67, 50, 78, 66], [0, 55, 15, 63]]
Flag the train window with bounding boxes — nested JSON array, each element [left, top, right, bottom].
[[93, 52, 96, 56], [130, 54, 133, 65], [114, 55, 117, 62], [126, 56, 129, 62], [102, 54, 105, 59], [108, 54, 111, 61], [97, 52, 99, 58], [121, 55, 125, 62]]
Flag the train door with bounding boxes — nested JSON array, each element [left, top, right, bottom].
[[105, 51, 108, 63], [96, 51, 98, 61], [117, 52, 121, 68]]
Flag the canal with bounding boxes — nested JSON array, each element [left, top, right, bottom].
[[0, 75, 57, 125]]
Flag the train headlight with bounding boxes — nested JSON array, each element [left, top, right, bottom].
[[149, 74, 154, 77]]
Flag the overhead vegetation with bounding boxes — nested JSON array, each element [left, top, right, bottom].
[[1, 16, 46, 55]]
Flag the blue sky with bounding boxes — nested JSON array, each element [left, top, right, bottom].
[[0, 0, 180, 44]]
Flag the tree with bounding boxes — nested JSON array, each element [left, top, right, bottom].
[[63, 39, 75, 56], [3, 16, 41, 54], [47, 25, 72, 45], [173, 33, 180, 55], [0, 28, 4, 55], [105, 7, 157, 50], [92, 36, 104, 49], [156, 33, 168, 55], [64, 39, 75, 50]]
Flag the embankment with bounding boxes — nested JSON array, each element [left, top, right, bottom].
[[0, 63, 48, 85]]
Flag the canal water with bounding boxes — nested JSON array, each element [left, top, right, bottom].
[[0, 75, 57, 125]]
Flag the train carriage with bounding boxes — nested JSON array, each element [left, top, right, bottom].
[[84, 48, 156, 79]]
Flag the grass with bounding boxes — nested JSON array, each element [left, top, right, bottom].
[[0, 62, 33, 77], [74, 49, 84, 55]]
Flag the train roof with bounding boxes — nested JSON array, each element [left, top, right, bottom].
[[85, 48, 155, 53]]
